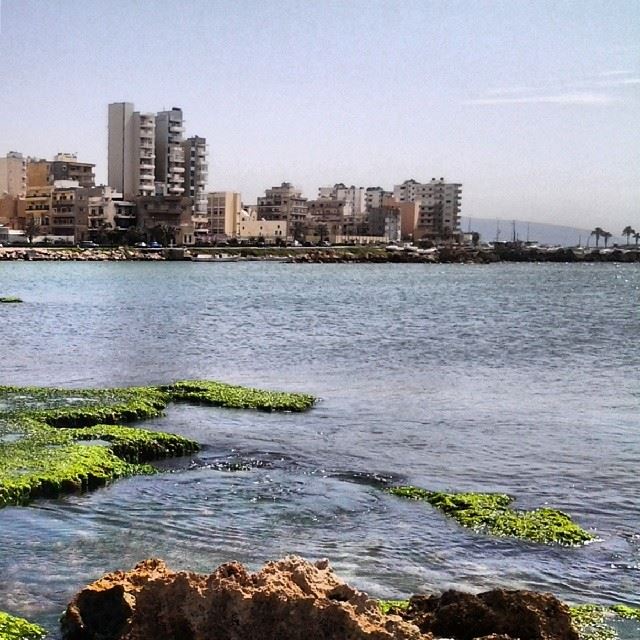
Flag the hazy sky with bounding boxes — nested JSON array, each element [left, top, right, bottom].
[[1, 0, 638, 230]]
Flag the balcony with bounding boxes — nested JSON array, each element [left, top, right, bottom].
[[168, 186, 185, 194], [169, 125, 184, 133]]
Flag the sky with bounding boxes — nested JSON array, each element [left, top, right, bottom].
[[0, 0, 638, 230]]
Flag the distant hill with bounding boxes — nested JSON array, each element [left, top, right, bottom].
[[459, 217, 626, 247]]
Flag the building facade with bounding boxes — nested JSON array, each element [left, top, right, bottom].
[[257, 183, 308, 239], [207, 191, 242, 238], [393, 178, 462, 240], [155, 108, 185, 196], [182, 136, 208, 239], [365, 186, 392, 211], [50, 153, 95, 187], [108, 102, 156, 199], [136, 195, 194, 245], [0, 152, 27, 197], [74, 186, 136, 242]]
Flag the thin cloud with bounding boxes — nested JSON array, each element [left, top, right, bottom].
[[597, 69, 632, 77], [464, 92, 615, 105]]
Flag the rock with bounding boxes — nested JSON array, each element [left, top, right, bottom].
[[402, 588, 578, 640], [61, 556, 427, 640]]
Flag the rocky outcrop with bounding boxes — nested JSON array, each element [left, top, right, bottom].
[[61, 556, 426, 640], [402, 588, 579, 640], [61, 557, 579, 640]]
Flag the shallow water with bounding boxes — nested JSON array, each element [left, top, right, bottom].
[[0, 262, 638, 637]]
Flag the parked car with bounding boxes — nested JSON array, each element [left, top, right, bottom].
[[78, 241, 98, 248]]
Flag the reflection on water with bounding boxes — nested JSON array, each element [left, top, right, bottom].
[[0, 262, 638, 637]]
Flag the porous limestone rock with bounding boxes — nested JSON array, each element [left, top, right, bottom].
[[61, 556, 426, 640]]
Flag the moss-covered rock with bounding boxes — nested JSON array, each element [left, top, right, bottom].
[[163, 380, 315, 412], [609, 604, 640, 621], [0, 611, 46, 640], [386, 486, 594, 546], [0, 297, 22, 304], [0, 380, 315, 509], [377, 599, 409, 615]]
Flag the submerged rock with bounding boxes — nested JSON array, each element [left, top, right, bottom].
[[61, 557, 580, 640], [402, 588, 579, 640]]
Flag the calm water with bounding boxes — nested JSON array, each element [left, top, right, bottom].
[[0, 262, 638, 637]]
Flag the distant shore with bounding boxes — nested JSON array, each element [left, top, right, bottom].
[[1, 245, 639, 263]]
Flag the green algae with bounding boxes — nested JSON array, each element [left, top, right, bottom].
[[0, 297, 23, 304], [609, 605, 640, 621], [0, 611, 46, 640], [163, 380, 315, 412], [386, 486, 594, 546], [0, 380, 315, 508], [377, 599, 409, 615]]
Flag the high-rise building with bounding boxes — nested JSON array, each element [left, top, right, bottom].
[[393, 178, 462, 240], [182, 136, 208, 239], [207, 191, 241, 238], [108, 102, 156, 199], [0, 152, 27, 197], [155, 108, 185, 196]]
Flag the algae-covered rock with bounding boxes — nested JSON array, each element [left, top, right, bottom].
[[0, 297, 22, 304], [386, 486, 594, 546], [164, 379, 315, 412], [0, 611, 46, 640], [0, 380, 315, 509]]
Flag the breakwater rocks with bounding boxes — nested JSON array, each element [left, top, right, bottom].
[[60, 556, 578, 640], [2, 245, 640, 263], [0, 247, 161, 261]]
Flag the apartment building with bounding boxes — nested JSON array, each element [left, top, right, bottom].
[[318, 184, 366, 217], [74, 186, 136, 242], [50, 181, 80, 238], [307, 199, 349, 239], [50, 153, 95, 187], [257, 182, 308, 230], [108, 102, 156, 199], [365, 186, 392, 211], [155, 108, 185, 196], [24, 185, 53, 235], [0, 152, 27, 197], [207, 191, 242, 238], [136, 195, 194, 245], [393, 178, 462, 240], [182, 136, 208, 239]]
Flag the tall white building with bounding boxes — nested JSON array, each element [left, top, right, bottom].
[[108, 103, 155, 199], [0, 151, 27, 197], [155, 108, 185, 196], [393, 178, 462, 240]]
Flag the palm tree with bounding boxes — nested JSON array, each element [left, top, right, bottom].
[[590, 227, 604, 248], [634, 232, 640, 248], [622, 226, 636, 246], [602, 231, 612, 248]]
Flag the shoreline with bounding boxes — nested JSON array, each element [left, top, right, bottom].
[[1, 246, 639, 264]]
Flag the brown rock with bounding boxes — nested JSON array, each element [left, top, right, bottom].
[[61, 556, 427, 640], [403, 588, 578, 640]]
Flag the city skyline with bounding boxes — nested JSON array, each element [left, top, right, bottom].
[[0, 0, 638, 229]]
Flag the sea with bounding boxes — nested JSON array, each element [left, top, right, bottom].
[[0, 261, 638, 638]]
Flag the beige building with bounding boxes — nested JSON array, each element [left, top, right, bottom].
[[365, 186, 392, 210], [207, 191, 241, 238], [238, 216, 288, 244], [0, 195, 26, 229], [50, 182, 80, 238], [0, 152, 27, 197], [380, 197, 420, 240], [24, 185, 53, 235], [26, 159, 51, 188]]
